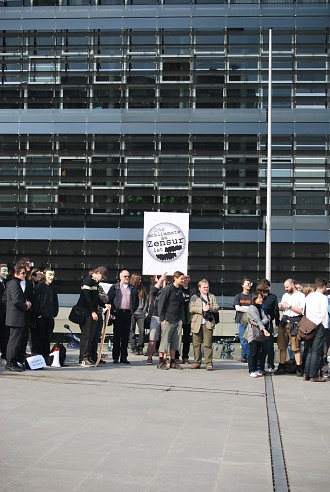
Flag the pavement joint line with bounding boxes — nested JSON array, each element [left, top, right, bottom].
[[3, 372, 266, 397], [265, 375, 290, 492]]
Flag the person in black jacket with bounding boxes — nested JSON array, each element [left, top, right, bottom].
[[33, 268, 59, 363], [256, 279, 280, 373], [16, 257, 34, 361], [157, 271, 185, 370], [108, 270, 139, 365], [0, 263, 9, 362], [4, 265, 31, 372], [76, 266, 110, 367]]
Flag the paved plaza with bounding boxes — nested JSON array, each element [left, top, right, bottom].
[[0, 352, 329, 492]]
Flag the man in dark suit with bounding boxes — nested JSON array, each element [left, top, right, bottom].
[[4, 265, 32, 372], [17, 258, 34, 359], [0, 263, 9, 361]]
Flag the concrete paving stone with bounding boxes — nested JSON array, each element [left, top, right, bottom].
[[1, 466, 85, 492], [1, 360, 330, 492], [216, 462, 273, 492]]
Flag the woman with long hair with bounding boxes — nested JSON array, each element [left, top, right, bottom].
[[247, 291, 270, 378], [145, 273, 168, 365], [129, 273, 148, 355], [32, 268, 59, 363]]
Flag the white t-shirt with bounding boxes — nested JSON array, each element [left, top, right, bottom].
[[281, 291, 305, 317]]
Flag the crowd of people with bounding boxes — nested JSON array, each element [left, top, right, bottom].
[[0, 259, 329, 381]]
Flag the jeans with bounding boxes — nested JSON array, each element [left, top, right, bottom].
[[238, 322, 250, 359], [260, 322, 275, 369], [304, 325, 326, 378]]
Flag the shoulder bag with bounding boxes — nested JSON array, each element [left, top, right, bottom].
[[297, 316, 318, 340], [68, 305, 88, 325]]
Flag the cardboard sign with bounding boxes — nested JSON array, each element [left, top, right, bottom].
[[26, 354, 46, 370], [143, 212, 189, 275]]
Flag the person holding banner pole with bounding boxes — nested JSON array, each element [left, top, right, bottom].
[[157, 271, 185, 370]]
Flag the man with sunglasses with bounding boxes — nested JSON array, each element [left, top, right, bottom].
[[4, 265, 32, 372]]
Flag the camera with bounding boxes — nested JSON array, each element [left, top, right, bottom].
[[204, 312, 214, 322]]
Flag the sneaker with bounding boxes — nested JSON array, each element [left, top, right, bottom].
[[267, 367, 275, 374], [146, 357, 153, 365], [249, 372, 259, 378], [206, 364, 214, 371], [303, 374, 310, 381], [120, 359, 130, 365], [80, 359, 94, 367], [113, 359, 119, 364], [182, 358, 190, 364], [296, 366, 303, 377], [257, 370, 266, 376], [170, 362, 183, 370], [241, 357, 248, 363], [274, 366, 286, 375], [310, 377, 327, 382]]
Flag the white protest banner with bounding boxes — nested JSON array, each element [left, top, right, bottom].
[[142, 212, 189, 275]]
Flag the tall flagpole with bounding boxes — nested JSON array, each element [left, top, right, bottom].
[[265, 28, 272, 282]]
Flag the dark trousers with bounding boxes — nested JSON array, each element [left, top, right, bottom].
[[175, 323, 191, 360], [0, 319, 10, 359], [129, 312, 145, 350], [260, 322, 275, 369], [90, 313, 103, 362], [248, 339, 265, 374], [304, 325, 326, 378], [112, 310, 132, 362], [35, 316, 55, 363], [6, 326, 25, 366], [79, 315, 98, 362]]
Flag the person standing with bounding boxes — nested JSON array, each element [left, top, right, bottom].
[[234, 277, 252, 362], [246, 292, 271, 378], [0, 263, 9, 363], [256, 279, 280, 373], [275, 278, 305, 376], [303, 278, 328, 382], [76, 266, 110, 367], [189, 279, 219, 371], [129, 273, 148, 355], [32, 269, 59, 363], [175, 274, 196, 364], [157, 271, 185, 370], [4, 265, 31, 372], [108, 270, 139, 364], [17, 258, 34, 360], [145, 273, 168, 365]]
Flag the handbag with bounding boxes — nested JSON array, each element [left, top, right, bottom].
[[297, 316, 318, 340], [68, 305, 88, 325], [251, 324, 268, 343]]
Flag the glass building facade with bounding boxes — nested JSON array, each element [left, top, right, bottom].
[[0, 1, 329, 295]]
